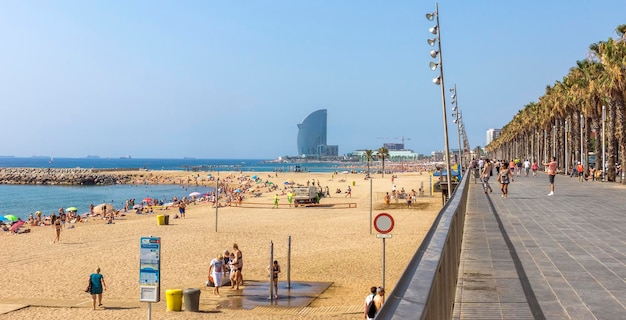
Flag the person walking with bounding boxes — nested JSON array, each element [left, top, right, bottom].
[[364, 286, 377, 320], [273, 194, 279, 208], [524, 159, 531, 177], [532, 160, 539, 177], [542, 157, 558, 196], [178, 201, 186, 218], [88, 267, 107, 310], [482, 159, 493, 194], [267, 260, 281, 299], [577, 162, 585, 182], [498, 162, 513, 198], [374, 287, 385, 315], [208, 253, 225, 296]]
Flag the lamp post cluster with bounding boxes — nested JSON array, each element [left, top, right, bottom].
[[450, 84, 463, 168], [427, 3, 452, 196]]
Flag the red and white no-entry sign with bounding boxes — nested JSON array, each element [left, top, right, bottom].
[[374, 213, 394, 234]]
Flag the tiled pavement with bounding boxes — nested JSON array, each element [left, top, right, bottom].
[[453, 172, 626, 319]]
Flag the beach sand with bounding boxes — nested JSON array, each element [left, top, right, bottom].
[[0, 170, 440, 319]]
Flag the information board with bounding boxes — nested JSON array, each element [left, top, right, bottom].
[[139, 236, 161, 302]]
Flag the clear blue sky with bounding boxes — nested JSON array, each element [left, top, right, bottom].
[[1, 1, 624, 159]]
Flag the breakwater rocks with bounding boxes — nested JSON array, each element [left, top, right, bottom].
[[0, 168, 135, 185]]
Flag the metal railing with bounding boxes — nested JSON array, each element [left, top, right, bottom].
[[375, 172, 469, 319]]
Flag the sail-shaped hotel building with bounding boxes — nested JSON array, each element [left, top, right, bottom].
[[296, 109, 338, 158]]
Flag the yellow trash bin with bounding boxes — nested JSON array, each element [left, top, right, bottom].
[[166, 289, 183, 311], [352, 181, 355, 186], [157, 215, 165, 226]]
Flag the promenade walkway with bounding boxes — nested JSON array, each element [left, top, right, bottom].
[[453, 171, 626, 319]]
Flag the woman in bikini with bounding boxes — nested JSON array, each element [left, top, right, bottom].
[[232, 243, 243, 289]]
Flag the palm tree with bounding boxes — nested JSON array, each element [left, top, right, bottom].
[[364, 150, 374, 177], [377, 147, 390, 178]]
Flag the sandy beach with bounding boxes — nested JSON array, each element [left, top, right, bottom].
[[0, 170, 440, 319]]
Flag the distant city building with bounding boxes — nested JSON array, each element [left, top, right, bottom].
[[383, 143, 404, 151], [350, 149, 420, 161], [297, 109, 338, 158], [431, 150, 444, 162], [486, 128, 501, 145]]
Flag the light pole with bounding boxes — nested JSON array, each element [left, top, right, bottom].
[[602, 105, 606, 181], [565, 119, 569, 173], [580, 113, 584, 166], [427, 3, 452, 197], [450, 84, 462, 169]]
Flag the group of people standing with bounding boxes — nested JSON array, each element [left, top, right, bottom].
[[208, 243, 245, 296]]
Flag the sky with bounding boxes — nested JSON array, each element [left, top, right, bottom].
[[1, 1, 625, 159]]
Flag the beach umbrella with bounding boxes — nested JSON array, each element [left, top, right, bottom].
[[251, 175, 258, 179], [9, 220, 25, 232], [133, 204, 143, 209], [0, 216, 7, 222], [4, 215, 18, 222], [66, 207, 78, 212], [143, 198, 153, 203], [189, 192, 202, 197]]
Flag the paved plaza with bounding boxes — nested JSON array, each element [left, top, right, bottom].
[[454, 171, 626, 319]]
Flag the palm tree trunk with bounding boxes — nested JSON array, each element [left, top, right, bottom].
[[608, 103, 617, 181]]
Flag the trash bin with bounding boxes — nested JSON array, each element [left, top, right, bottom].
[[164, 214, 169, 225], [166, 289, 183, 311], [183, 288, 201, 312], [352, 181, 355, 186], [157, 215, 165, 226]]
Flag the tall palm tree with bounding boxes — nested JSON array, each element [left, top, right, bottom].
[[377, 147, 390, 178], [364, 150, 374, 176], [598, 37, 626, 183]]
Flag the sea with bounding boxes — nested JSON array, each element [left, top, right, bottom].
[[0, 157, 355, 220]]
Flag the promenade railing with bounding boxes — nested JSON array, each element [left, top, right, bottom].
[[375, 172, 469, 319]]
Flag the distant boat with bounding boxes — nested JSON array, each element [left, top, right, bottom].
[[49, 156, 54, 164], [120, 155, 132, 159], [86, 155, 100, 158]]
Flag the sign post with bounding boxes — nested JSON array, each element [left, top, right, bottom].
[[374, 213, 394, 289], [139, 236, 161, 320]]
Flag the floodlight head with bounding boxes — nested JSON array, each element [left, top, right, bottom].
[[451, 93, 456, 99], [453, 119, 458, 124], [452, 106, 458, 112], [429, 26, 438, 35], [426, 12, 435, 21], [429, 61, 438, 71], [432, 76, 441, 85], [427, 38, 436, 46], [430, 50, 438, 58]]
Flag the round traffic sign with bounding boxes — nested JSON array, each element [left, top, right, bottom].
[[374, 213, 394, 234]]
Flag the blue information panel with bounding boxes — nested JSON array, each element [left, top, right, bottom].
[[139, 237, 161, 302]]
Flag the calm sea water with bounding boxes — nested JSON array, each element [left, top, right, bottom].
[[0, 157, 354, 220]]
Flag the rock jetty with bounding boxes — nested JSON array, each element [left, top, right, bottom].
[[0, 168, 134, 185]]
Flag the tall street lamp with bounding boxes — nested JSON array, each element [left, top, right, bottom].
[[427, 3, 452, 196], [450, 84, 463, 169], [602, 105, 606, 181]]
